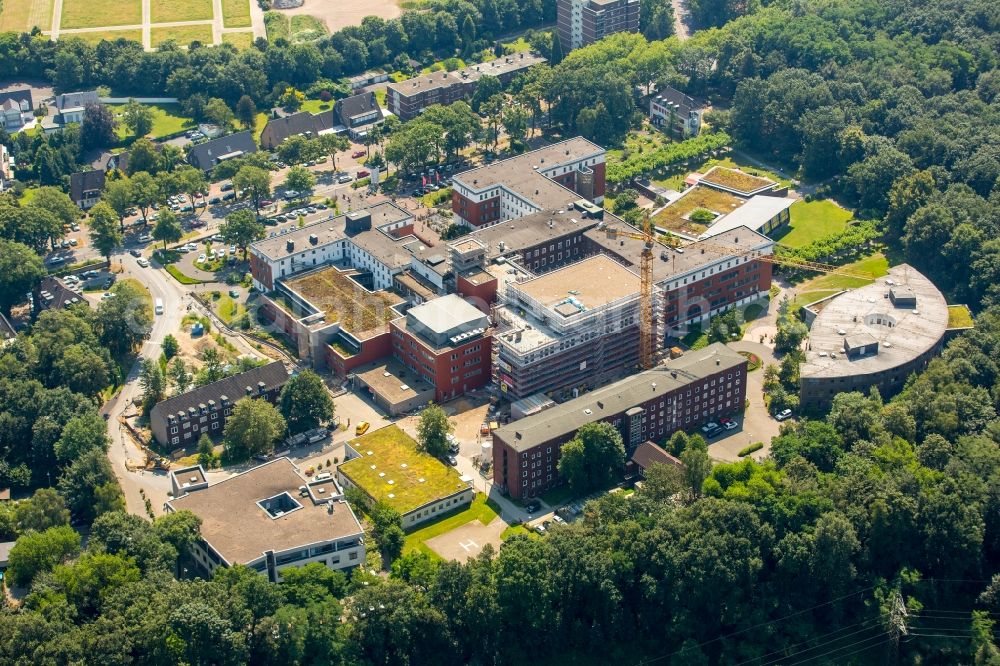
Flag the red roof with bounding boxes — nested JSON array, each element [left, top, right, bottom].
[[631, 441, 682, 471]]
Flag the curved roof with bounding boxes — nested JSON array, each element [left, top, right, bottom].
[[800, 264, 949, 380]]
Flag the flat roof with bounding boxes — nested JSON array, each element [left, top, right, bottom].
[[339, 425, 470, 514], [167, 458, 363, 565], [586, 225, 774, 284], [251, 202, 412, 263], [284, 266, 404, 337], [354, 359, 436, 405], [387, 52, 545, 97], [171, 465, 206, 488], [472, 206, 603, 258], [699, 166, 776, 196], [698, 195, 794, 239], [408, 294, 488, 336], [494, 343, 746, 452], [800, 264, 949, 379], [516, 255, 640, 312]]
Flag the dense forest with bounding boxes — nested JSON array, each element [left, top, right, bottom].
[[1, 0, 999, 662]]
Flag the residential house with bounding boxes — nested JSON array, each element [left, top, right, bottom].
[[0, 144, 13, 191], [649, 86, 702, 138], [188, 131, 258, 171], [0, 89, 33, 130], [629, 440, 683, 479], [70, 170, 106, 209], [54, 90, 100, 124], [259, 111, 335, 150], [333, 92, 383, 139]]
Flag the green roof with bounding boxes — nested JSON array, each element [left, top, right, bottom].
[[339, 425, 469, 514]]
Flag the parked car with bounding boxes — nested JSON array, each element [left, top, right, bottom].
[[352, 150, 365, 158], [447, 456, 458, 466], [337, 174, 352, 184], [209, 196, 222, 205], [357, 170, 370, 178], [129, 249, 142, 257], [534, 524, 546, 535], [776, 409, 794, 421], [524, 499, 540, 513], [220, 182, 234, 191], [222, 192, 236, 201], [136, 258, 149, 268], [355, 421, 370, 436], [283, 190, 299, 200], [198, 253, 206, 262], [724, 420, 738, 430]]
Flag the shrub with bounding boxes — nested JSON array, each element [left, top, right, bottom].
[[738, 442, 764, 457]]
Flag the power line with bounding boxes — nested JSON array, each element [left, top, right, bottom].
[[782, 634, 892, 666], [733, 618, 885, 666], [639, 586, 877, 665]]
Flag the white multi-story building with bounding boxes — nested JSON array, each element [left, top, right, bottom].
[[166, 458, 366, 582]]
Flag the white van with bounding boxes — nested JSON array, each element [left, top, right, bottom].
[[154, 298, 164, 315]]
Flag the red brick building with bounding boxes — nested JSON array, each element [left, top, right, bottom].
[[491, 343, 747, 499], [389, 295, 493, 402], [451, 137, 607, 229]]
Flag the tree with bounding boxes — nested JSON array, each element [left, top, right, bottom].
[[54, 412, 109, 465], [549, 31, 564, 65], [197, 433, 215, 468], [223, 398, 287, 460], [204, 98, 234, 130], [220, 208, 265, 260], [129, 171, 159, 225], [138, 358, 166, 412], [176, 167, 207, 210], [279, 87, 305, 111], [236, 95, 257, 130], [168, 357, 192, 394], [0, 239, 45, 316], [460, 15, 476, 56], [279, 370, 334, 435], [232, 165, 271, 215], [317, 133, 349, 170], [95, 279, 153, 357], [58, 449, 121, 523], [31, 186, 80, 231], [555, 422, 625, 493], [15, 488, 70, 532], [102, 177, 133, 231], [127, 139, 160, 176], [417, 404, 452, 458], [53, 343, 111, 397], [6, 524, 81, 587], [87, 202, 123, 263], [370, 502, 405, 563], [122, 98, 154, 138], [285, 165, 315, 194], [152, 509, 202, 570], [80, 103, 118, 150], [152, 208, 183, 251], [679, 436, 711, 500], [162, 334, 179, 360]]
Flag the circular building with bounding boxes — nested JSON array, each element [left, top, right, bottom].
[[798, 264, 950, 409]]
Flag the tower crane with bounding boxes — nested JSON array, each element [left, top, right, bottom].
[[603, 221, 880, 371]]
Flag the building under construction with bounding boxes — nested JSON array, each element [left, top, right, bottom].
[[494, 255, 663, 401]]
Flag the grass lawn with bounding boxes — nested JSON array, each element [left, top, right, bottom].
[[947, 305, 974, 329], [151, 0, 212, 22], [341, 425, 470, 515], [500, 524, 539, 541], [65, 29, 142, 45], [61, 0, 141, 28], [221, 31, 254, 48], [300, 99, 334, 114], [112, 103, 195, 139], [680, 322, 709, 350], [0, 0, 54, 32], [215, 294, 246, 324], [150, 24, 214, 47], [164, 264, 208, 285], [290, 14, 327, 41], [790, 252, 890, 311], [421, 187, 452, 208], [652, 184, 744, 234], [700, 166, 775, 194], [220, 0, 251, 27], [775, 199, 853, 248], [502, 36, 533, 53], [263, 11, 288, 40], [374, 87, 387, 108], [402, 494, 500, 558], [540, 484, 575, 507]]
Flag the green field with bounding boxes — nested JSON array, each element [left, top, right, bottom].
[[61, 0, 141, 28], [112, 103, 195, 139], [264, 11, 328, 42], [790, 252, 889, 311], [263, 11, 289, 40], [221, 0, 251, 27], [64, 28, 143, 45], [150, 24, 214, 47], [221, 31, 254, 48], [0, 0, 54, 32], [502, 36, 533, 53], [151, 0, 212, 22], [299, 99, 334, 114], [402, 494, 501, 559], [776, 199, 853, 248]]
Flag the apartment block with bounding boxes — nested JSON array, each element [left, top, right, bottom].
[[557, 0, 640, 51], [386, 53, 546, 121], [492, 343, 747, 499], [451, 137, 606, 229]]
